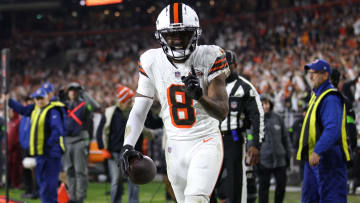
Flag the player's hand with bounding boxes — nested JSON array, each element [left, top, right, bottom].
[[1, 94, 9, 103], [119, 145, 143, 176], [246, 146, 260, 166], [181, 66, 203, 100]]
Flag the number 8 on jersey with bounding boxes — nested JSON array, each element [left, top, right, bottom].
[[167, 84, 196, 128]]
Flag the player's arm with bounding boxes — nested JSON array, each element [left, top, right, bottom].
[[123, 93, 153, 147], [123, 57, 155, 147], [198, 73, 229, 121], [181, 48, 229, 121], [120, 57, 155, 175], [121, 93, 153, 175], [182, 67, 228, 121]]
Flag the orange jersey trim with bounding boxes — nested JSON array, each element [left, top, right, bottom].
[[138, 62, 149, 78], [209, 63, 228, 73], [208, 55, 228, 76], [213, 56, 226, 65]]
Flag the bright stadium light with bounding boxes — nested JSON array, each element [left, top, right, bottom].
[[79, 0, 86, 6], [85, 0, 123, 6]]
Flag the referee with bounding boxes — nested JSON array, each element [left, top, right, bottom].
[[214, 50, 264, 203]]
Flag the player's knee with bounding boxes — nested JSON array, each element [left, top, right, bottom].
[[184, 195, 209, 203]]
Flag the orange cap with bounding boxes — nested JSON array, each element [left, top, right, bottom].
[[116, 85, 135, 104]]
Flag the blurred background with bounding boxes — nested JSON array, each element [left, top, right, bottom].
[[0, 0, 359, 109], [0, 0, 360, 202]]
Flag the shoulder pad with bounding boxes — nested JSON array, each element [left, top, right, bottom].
[[140, 49, 160, 69], [139, 49, 161, 78]]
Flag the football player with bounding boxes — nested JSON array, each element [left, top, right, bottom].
[[120, 3, 229, 203]]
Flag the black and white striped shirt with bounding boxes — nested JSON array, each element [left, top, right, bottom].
[[220, 75, 264, 146]]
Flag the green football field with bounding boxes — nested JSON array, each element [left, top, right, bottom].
[[1, 181, 359, 203]]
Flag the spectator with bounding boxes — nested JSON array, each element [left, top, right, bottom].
[[331, 69, 358, 155], [296, 59, 351, 202], [257, 95, 292, 203], [7, 87, 66, 203], [63, 82, 93, 203], [7, 108, 22, 189], [96, 85, 140, 203], [341, 74, 360, 106], [4, 1, 360, 112]]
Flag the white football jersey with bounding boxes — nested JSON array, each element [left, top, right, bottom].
[[137, 45, 229, 141]]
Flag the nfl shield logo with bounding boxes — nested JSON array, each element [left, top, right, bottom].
[[231, 101, 237, 108]]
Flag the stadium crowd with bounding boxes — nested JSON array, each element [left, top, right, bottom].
[[0, 0, 360, 202], [1, 1, 359, 112]]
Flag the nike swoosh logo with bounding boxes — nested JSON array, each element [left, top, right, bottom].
[[203, 138, 214, 143]]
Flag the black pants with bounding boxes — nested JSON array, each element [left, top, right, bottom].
[[23, 168, 38, 194], [353, 151, 360, 193], [211, 136, 244, 203], [22, 149, 39, 195], [246, 168, 257, 203], [257, 165, 287, 203]]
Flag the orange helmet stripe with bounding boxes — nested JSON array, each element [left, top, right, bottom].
[[173, 3, 179, 23]]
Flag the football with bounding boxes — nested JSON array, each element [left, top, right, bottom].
[[128, 155, 157, 185]]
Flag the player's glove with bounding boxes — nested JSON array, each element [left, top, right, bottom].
[[181, 66, 203, 100], [119, 145, 143, 176]]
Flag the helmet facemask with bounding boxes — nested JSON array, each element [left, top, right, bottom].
[[155, 27, 201, 61]]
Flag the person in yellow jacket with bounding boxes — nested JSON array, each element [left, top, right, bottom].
[[8, 87, 65, 203], [297, 59, 350, 203]]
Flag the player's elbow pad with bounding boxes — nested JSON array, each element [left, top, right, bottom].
[[123, 97, 153, 146]]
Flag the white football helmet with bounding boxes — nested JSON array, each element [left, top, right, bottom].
[[154, 3, 202, 61]]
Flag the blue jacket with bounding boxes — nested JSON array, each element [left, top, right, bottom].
[[65, 99, 92, 137], [312, 80, 345, 163], [9, 99, 65, 158], [19, 116, 31, 149]]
